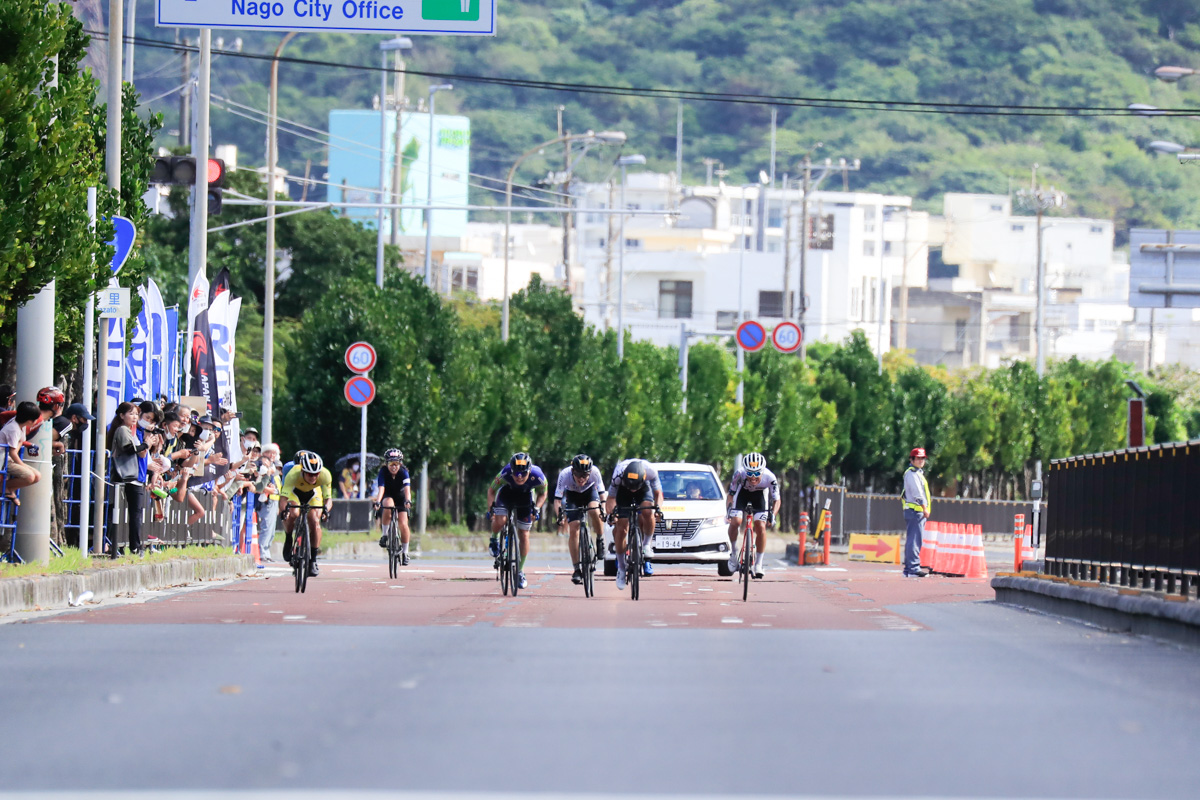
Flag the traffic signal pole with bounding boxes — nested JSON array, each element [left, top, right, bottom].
[[188, 30, 211, 289]]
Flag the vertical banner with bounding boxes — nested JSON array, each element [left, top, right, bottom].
[[165, 306, 179, 401], [145, 279, 169, 401], [209, 266, 231, 305], [185, 271, 210, 392], [125, 287, 151, 401], [105, 318, 125, 415]]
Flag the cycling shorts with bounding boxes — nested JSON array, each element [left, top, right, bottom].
[[560, 487, 600, 522], [286, 488, 324, 509], [730, 489, 770, 521], [495, 486, 537, 530], [613, 484, 654, 519]]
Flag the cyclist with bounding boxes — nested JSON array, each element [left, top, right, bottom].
[[486, 452, 548, 591], [553, 454, 607, 585], [281, 450, 333, 577], [725, 452, 780, 579], [374, 448, 413, 564], [604, 458, 664, 590]]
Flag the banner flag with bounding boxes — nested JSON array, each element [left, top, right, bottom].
[[145, 279, 169, 401], [105, 317, 125, 415], [124, 287, 151, 402], [209, 266, 231, 305], [165, 306, 179, 401], [185, 271, 210, 392]]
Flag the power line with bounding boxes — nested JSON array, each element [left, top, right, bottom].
[[85, 30, 1200, 119]]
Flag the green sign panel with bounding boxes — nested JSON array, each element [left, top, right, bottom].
[[423, 0, 480, 21]]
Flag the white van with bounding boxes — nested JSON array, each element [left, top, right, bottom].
[[602, 462, 734, 576]]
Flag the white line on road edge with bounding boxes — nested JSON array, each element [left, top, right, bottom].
[[0, 792, 1092, 799]]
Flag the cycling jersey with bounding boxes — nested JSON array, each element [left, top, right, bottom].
[[283, 466, 333, 508], [375, 464, 411, 501], [608, 458, 662, 496], [728, 467, 779, 513], [554, 465, 606, 500]]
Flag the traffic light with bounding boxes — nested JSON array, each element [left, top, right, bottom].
[[149, 156, 226, 215]]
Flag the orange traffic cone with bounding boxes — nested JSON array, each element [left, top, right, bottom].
[[1013, 514, 1026, 572], [250, 509, 263, 569], [1022, 522, 1036, 565], [964, 523, 988, 579]]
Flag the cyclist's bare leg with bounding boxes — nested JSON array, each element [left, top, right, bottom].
[[567, 519, 580, 565], [586, 503, 604, 543], [518, 527, 530, 561], [381, 496, 394, 530], [753, 518, 767, 553], [398, 507, 411, 546], [491, 512, 506, 535], [727, 514, 740, 548], [308, 507, 322, 552], [613, 517, 629, 556], [638, 504, 656, 549]]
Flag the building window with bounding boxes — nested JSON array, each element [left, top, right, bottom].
[[883, 241, 893, 255], [759, 291, 783, 318], [863, 206, 877, 233], [716, 311, 738, 330], [1011, 224, 1025, 232], [849, 287, 861, 321], [955, 320, 967, 352], [744, 235, 753, 250], [990, 203, 1004, 212], [863, 240, 876, 257], [1090, 225, 1103, 234], [658, 280, 693, 319], [767, 201, 783, 229], [625, 238, 641, 249]]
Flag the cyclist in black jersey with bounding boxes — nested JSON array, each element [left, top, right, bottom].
[[373, 448, 412, 564]]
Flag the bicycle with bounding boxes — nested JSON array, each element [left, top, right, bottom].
[[609, 502, 662, 601], [734, 501, 768, 602], [560, 504, 599, 598], [378, 501, 409, 579], [287, 503, 313, 594], [491, 505, 529, 597]]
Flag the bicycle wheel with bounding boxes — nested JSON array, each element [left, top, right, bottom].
[[741, 520, 753, 602], [628, 527, 641, 601], [387, 517, 399, 579], [580, 525, 595, 598], [508, 521, 521, 596], [292, 515, 305, 593], [500, 529, 511, 596], [296, 517, 310, 594]]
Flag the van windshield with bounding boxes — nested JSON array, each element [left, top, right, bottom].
[[659, 470, 723, 501]]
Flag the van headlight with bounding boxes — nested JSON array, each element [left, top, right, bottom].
[[698, 516, 725, 530]]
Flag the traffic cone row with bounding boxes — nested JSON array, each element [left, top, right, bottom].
[[924, 521, 987, 578]]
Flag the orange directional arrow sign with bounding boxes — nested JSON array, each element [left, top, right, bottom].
[[848, 533, 902, 563]]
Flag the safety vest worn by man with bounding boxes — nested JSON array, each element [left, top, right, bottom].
[[901, 465, 931, 515]]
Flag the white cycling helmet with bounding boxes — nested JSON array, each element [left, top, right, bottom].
[[742, 452, 767, 474]]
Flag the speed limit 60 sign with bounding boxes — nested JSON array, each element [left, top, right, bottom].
[[345, 341, 377, 374], [772, 322, 803, 353]]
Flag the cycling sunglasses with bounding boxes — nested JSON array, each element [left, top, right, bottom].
[[745, 470, 762, 478]]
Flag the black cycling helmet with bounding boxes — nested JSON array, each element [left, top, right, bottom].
[[571, 454, 593, 477], [621, 459, 647, 489], [509, 452, 532, 476], [384, 448, 404, 463]]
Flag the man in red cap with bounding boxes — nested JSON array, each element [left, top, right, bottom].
[[901, 447, 931, 577]]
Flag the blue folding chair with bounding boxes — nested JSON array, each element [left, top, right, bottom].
[[0, 448, 23, 564]]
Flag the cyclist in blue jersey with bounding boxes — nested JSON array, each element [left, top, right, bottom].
[[374, 448, 412, 564], [486, 452, 548, 591]]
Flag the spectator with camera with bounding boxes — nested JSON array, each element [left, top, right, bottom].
[[255, 443, 282, 561], [106, 402, 151, 557], [0, 401, 43, 499]]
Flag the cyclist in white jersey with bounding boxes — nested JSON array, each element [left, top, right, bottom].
[[725, 452, 780, 579], [553, 454, 608, 585]]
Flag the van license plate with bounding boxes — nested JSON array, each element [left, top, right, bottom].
[[655, 535, 683, 550]]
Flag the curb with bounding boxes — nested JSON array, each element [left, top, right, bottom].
[[992, 574, 1200, 648], [0, 555, 257, 619]]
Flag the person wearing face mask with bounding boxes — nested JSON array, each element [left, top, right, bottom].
[[106, 402, 150, 557], [172, 418, 210, 527]]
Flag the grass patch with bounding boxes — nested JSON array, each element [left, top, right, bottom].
[[0, 545, 237, 579]]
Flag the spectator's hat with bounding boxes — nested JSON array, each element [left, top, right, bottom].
[[242, 426, 259, 437], [198, 414, 216, 426], [65, 403, 95, 420]]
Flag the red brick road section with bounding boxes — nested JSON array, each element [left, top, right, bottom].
[[42, 560, 994, 630]]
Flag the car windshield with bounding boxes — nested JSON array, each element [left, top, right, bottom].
[[659, 470, 723, 501]]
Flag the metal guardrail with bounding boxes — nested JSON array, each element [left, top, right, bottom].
[[813, 484, 1040, 547], [1046, 443, 1200, 597]]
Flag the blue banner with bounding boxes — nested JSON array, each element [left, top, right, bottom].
[[165, 307, 179, 401]]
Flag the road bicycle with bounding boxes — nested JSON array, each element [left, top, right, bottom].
[[287, 504, 314, 594], [609, 502, 662, 601], [734, 501, 769, 602], [560, 503, 599, 598], [378, 501, 409, 579], [491, 505, 527, 597]]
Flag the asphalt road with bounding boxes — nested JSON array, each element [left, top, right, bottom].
[[1, 552, 1197, 799]]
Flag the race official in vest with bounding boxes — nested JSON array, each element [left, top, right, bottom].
[[901, 447, 931, 578]]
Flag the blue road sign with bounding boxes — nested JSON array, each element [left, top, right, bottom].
[[345, 375, 376, 408], [106, 216, 136, 275], [736, 320, 767, 352]]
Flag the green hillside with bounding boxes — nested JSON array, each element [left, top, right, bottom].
[[134, 0, 1200, 239]]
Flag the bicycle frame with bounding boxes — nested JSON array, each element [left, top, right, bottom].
[[611, 502, 660, 601]]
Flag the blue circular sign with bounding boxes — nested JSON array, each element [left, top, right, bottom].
[[344, 375, 376, 407], [736, 320, 767, 352]]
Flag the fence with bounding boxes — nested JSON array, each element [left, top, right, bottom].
[[1046, 443, 1200, 597], [811, 484, 1040, 547]]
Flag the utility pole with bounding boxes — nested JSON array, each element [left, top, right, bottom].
[[187, 30, 211, 290], [558, 105, 571, 292], [676, 101, 683, 185], [799, 156, 811, 358], [179, 37, 191, 148], [604, 178, 615, 331], [389, 48, 408, 253], [898, 209, 911, 350]]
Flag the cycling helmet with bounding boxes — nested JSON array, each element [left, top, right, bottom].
[[622, 460, 648, 489], [384, 448, 404, 463], [37, 386, 66, 406], [296, 450, 323, 474], [509, 452, 531, 476], [571, 454, 593, 477], [742, 452, 766, 476]]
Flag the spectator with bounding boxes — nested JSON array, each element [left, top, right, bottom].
[[106, 401, 148, 557], [0, 384, 14, 412], [256, 443, 282, 561], [226, 427, 261, 552], [0, 401, 43, 497], [51, 402, 95, 547], [170, 417, 209, 528], [340, 460, 361, 498]]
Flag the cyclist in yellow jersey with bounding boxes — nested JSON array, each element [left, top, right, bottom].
[[282, 450, 333, 576]]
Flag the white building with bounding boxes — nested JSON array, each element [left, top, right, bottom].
[[571, 172, 930, 352]]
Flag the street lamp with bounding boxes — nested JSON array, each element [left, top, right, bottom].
[[615, 153, 647, 361], [1148, 140, 1190, 154], [425, 83, 453, 290], [502, 130, 627, 341], [377, 37, 413, 289], [1155, 65, 1199, 83], [262, 31, 299, 445]]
